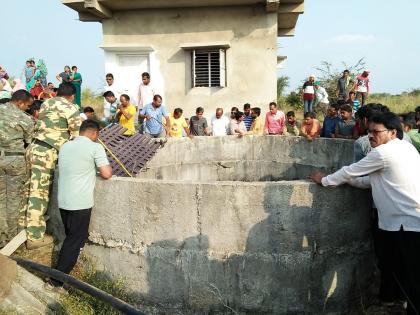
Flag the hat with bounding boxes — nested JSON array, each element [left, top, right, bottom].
[[314, 81, 321, 86], [309, 74, 315, 79]]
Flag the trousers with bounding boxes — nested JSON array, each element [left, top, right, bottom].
[[304, 99, 313, 114], [313, 102, 329, 118], [0, 154, 27, 245], [378, 227, 420, 315], [21, 143, 58, 241], [52, 208, 92, 286], [356, 92, 368, 106]]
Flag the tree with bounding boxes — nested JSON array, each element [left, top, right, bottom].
[[286, 91, 302, 109], [277, 76, 289, 98], [277, 76, 289, 107], [314, 58, 366, 102]]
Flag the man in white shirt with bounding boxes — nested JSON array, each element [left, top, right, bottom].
[[211, 108, 230, 136], [137, 72, 155, 109], [313, 81, 329, 118], [137, 72, 155, 133], [310, 112, 420, 313]]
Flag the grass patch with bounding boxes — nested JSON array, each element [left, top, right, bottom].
[[57, 255, 138, 315], [369, 93, 420, 113]]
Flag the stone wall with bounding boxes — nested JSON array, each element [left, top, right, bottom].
[[66, 136, 377, 314], [137, 136, 355, 181]]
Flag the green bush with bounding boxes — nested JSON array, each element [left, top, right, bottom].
[[286, 91, 302, 110]]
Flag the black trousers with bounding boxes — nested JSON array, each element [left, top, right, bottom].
[[377, 226, 420, 315], [52, 208, 92, 286]]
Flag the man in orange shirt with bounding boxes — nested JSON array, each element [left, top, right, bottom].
[[300, 112, 321, 140]]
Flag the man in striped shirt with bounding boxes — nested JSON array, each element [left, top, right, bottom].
[[243, 103, 253, 131]]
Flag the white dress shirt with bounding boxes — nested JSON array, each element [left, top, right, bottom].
[[322, 138, 420, 232], [137, 83, 155, 108], [211, 116, 230, 136]]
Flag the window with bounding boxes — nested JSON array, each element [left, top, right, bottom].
[[192, 49, 226, 87]]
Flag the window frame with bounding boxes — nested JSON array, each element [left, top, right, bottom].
[[192, 48, 226, 88]]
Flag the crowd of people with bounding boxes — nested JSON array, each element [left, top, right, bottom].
[[0, 62, 420, 310], [0, 61, 83, 108], [97, 70, 419, 154]]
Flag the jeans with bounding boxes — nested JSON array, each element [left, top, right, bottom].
[[304, 99, 313, 114]]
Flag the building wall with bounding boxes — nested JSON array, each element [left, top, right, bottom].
[[102, 5, 278, 117]]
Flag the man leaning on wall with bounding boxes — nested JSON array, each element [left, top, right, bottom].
[[45, 119, 112, 293], [310, 112, 420, 314]]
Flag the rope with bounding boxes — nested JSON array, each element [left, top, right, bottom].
[[98, 138, 133, 178]]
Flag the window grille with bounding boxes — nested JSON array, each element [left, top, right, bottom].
[[192, 49, 226, 87]]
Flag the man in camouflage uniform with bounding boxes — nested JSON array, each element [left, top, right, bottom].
[[22, 83, 81, 249], [0, 90, 34, 248]]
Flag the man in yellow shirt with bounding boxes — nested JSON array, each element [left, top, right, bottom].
[[169, 108, 190, 138], [117, 94, 136, 136], [249, 107, 264, 135]]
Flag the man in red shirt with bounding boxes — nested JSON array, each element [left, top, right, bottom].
[[264, 102, 285, 135], [302, 75, 315, 114], [354, 70, 370, 106]]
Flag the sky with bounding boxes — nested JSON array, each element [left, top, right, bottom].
[[280, 0, 420, 94], [1, 0, 419, 95]]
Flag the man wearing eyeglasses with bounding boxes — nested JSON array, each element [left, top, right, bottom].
[[310, 112, 420, 314]]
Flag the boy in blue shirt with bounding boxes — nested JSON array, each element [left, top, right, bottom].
[[321, 103, 340, 138]]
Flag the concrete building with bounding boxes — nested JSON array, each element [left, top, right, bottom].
[[63, 0, 304, 115]]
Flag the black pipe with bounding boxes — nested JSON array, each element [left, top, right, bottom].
[[11, 257, 146, 315]]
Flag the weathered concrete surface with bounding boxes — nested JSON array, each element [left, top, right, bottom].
[[69, 136, 376, 314], [0, 255, 62, 314], [138, 136, 354, 181]]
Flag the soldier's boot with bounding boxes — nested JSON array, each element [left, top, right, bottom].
[[26, 234, 54, 250]]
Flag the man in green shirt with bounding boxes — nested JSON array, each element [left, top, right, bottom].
[[46, 119, 112, 291]]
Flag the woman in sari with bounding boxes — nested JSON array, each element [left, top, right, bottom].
[[69, 66, 82, 107], [25, 60, 36, 90]]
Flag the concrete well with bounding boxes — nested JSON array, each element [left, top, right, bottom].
[[81, 136, 375, 314]]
